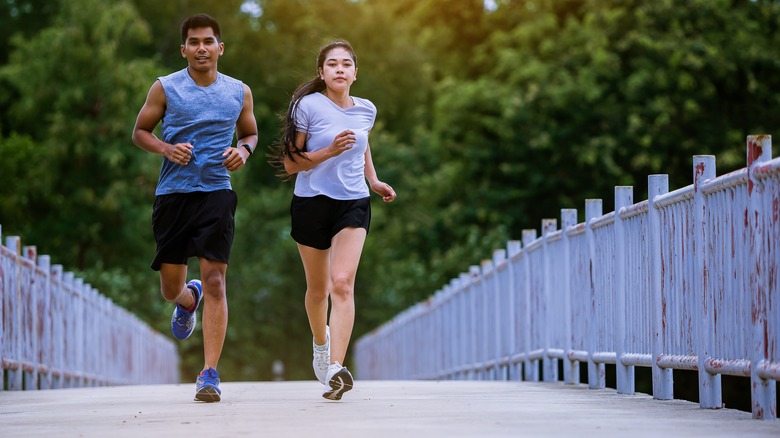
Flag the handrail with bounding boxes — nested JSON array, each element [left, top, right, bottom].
[[355, 135, 779, 420], [1, 231, 179, 390]]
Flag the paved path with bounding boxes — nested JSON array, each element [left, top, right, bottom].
[[2, 380, 778, 437]]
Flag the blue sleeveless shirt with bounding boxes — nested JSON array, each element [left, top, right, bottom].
[[155, 68, 244, 195]]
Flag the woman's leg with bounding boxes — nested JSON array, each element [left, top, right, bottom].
[[327, 227, 367, 364], [297, 244, 331, 345]]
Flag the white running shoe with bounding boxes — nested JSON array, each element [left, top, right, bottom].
[[312, 326, 330, 384], [322, 361, 353, 401]]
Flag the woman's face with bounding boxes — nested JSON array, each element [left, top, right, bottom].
[[319, 47, 357, 93]]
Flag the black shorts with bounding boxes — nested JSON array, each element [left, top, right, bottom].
[[290, 195, 371, 250], [150, 189, 237, 271]]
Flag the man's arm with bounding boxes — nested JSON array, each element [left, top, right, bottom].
[[132, 80, 193, 165], [222, 83, 259, 172]]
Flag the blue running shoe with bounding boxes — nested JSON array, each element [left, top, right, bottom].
[[171, 280, 203, 340], [195, 367, 221, 402]]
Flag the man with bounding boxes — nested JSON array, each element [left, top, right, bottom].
[[131, 13, 258, 403]]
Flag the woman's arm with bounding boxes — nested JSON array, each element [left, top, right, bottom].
[[283, 129, 356, 175], [364, 143, 396, 203]]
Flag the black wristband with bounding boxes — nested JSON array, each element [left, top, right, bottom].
[[240, 144, 253, 156]]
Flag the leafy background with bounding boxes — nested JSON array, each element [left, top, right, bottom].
[[2, 0, 779, 412]]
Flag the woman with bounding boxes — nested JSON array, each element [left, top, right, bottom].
[[273, 41, 396, 400]]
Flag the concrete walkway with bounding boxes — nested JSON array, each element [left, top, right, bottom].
[[1, 380, 778, 437]]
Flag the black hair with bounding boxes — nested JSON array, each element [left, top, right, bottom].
[[180, 13, 221, 43], [269, 41, 357, 179]]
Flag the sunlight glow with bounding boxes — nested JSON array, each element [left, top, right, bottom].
[[241, 0, 263, 18]]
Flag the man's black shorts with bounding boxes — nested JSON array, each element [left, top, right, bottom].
[[290, 195, 371, 250], [151, 189, 237, 271]]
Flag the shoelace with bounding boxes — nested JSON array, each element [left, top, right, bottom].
[[314, 348, 329, 369], [174, 305, 193, 322]]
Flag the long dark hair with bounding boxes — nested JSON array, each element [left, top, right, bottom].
[[269, 41, 357, 178]]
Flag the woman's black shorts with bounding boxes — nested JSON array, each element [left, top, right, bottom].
[[150, 189, 237, 271], [290, 195, 371, 250]]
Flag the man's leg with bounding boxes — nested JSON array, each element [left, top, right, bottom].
[[199, 258, 228, 371], [159, 263, 195, 308]]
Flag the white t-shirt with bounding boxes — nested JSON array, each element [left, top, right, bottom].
[[293, 92, 376, 200]]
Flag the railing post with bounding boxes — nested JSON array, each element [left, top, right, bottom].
[[51, 264, 64, 389], [468, 265, 480, 380], [481, 258, 494, 380], [614, 187, 634, 394], [492, 248, 507, 380], [458, 272, 470, 380], [7, 236, 22, 390], [585, 199, 605, 389], [23, 245, 38, 390], [522, 229, 538, 381], [506, 240, 522, 380], [63, 271, 74, 388], [693, 155, 721, 409], [649, 174, 673, 400], [74, 278, 85, 387], [561, 209, 578, 384], [542, 218, 558, 382], [747, 134, 776, 419], [37, 255, 52, 390]]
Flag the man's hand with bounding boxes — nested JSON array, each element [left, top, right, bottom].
[[164, 142, 194, 166], [222, 146, 249, 172]]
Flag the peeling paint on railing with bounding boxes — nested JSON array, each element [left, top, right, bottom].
[[1, 229, 179, 390], [355, 135, 779, 420]]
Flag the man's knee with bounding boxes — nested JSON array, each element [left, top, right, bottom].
[[201, 271, 226, 298]]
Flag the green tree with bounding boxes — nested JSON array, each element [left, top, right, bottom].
[[0, 0, 167, 316]]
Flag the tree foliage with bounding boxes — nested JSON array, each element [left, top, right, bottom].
[[1, 0, 779, 389]]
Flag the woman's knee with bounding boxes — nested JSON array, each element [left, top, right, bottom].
[[330, 276, 354, 301]]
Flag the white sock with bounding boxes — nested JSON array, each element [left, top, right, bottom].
[[314, 329, 330, 351]]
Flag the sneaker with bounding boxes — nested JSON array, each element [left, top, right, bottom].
[[322, 362, 353, 401], [312, 326, 330, 384], [171, 280, 203, 340], [195, 367, 221, 402]]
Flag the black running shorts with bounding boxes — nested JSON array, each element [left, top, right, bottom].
[[290, 195, 371, 250], [150, 189, 237, 271]]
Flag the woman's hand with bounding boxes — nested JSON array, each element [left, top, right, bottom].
[[371, 181, 396, 203], [328, 130, 356, 158]]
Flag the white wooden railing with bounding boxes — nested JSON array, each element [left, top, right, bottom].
[[1, 231, 179, 390], [355, 135, 779, 420]]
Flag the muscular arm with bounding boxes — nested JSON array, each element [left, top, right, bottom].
[[131, 81, 193, 165], [221, 84, 259, 171]]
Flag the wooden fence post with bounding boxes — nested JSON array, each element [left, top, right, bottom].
[[747, 134, 776, 419], [585, 199, 605, 389], [542, 218, 557, 382], [649, 174, 674, 400], [522, 229, 538, 381], [561, 209, 578, 385], [614, 187, 634, 394], [693, 155, 721, 408]]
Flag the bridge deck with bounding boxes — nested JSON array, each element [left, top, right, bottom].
[[2, 381, 778, 437]]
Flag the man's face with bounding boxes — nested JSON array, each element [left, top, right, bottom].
[[181, 27, 223, 71]]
